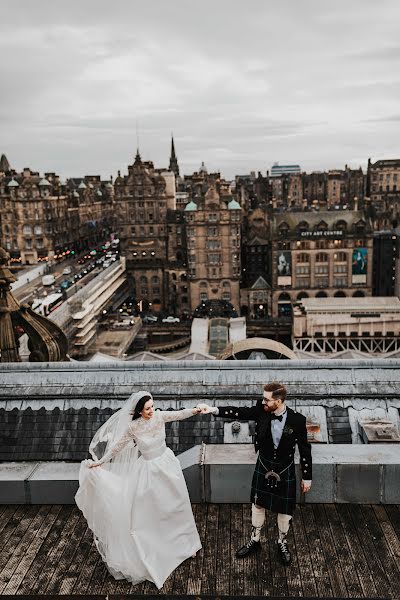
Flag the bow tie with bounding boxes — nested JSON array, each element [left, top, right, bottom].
[[270, 413, 284, 421]]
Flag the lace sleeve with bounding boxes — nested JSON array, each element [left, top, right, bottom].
[[160, 408, 195, 423], [98, 425, 135, 464]]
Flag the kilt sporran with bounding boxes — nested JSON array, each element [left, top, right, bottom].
[[250, 453, 297, 515]]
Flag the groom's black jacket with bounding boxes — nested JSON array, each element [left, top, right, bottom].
[[217, 405, 312, 480]]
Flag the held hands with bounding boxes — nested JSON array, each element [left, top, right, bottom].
[[196, 403, 218, 415], [87, 459, 102, 469], [301, 480, 312, 493]]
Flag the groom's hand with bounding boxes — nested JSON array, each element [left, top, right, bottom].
[[301, 480, 311, 493]]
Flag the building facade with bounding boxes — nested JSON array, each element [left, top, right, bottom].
[[367, 158, 400, 228], [293, 296, 400, 357], [0, 159, 114, 265], [271, 210, 374, 318], [184, 186, 242, 311]]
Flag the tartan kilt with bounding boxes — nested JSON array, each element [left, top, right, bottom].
[[250, 454, 296, 516]]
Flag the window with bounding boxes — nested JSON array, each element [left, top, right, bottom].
[[200, 292, 208, 301], [333, 264, 347, 273], [296, 265, 310, 275], [34, 225, 42, 235], [207, 240, 221, 250], [334, 277, 347, 287], [25, 239, 32, 249], [209, 253, 220, 264], [315, 277, 329, 288], [335, 251, 347, 262], [278, 222, 290, 236], [296, 241, 309, 250], [223, 292, 231, 300], [207, 227, 218, 236], [315, 264, 328, 274], [295, 278, 310, 287], [151, 276, 159, 284], [140, 275, 148, 284], [316, 252, 329, 263], [315, 240, 328, 249], [23, 225, 32, 235], [297, 253, 310, 263]]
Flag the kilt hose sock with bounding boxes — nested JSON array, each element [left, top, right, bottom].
[[251, 504, 265, 541], [251, 505, 293, 543], [277, 513, 292, 543]]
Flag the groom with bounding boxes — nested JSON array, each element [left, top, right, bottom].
[[199, 382, 312, 565]]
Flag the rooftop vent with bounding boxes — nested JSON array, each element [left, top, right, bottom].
[[358, 419, 400, 443]]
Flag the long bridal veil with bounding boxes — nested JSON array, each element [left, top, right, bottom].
[[89, 390, 151, 474]]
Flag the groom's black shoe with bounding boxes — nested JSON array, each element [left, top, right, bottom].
[[277, 539, 291, 565], [236, 538, 260, 558]]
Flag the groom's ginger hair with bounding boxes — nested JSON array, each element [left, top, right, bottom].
[[263, 382, 286, 401]]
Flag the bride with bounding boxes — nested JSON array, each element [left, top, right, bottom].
[[75, 390, 202, 589]]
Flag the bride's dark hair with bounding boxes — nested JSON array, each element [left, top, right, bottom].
[[131, 395, 152, 420]]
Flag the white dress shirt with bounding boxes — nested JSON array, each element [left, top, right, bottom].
[[271, 408, 287, 449]]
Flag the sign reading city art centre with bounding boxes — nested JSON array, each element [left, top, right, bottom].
[[300, 230, 344, 238]]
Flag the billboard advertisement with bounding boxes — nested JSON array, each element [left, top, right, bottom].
[[277, 251, 292, 286], [352, 248, 367, 284]]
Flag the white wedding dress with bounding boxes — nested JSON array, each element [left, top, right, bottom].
[[75, 409, 202, 589]]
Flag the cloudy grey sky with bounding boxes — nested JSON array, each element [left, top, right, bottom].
[[1, 0, 400, 179]]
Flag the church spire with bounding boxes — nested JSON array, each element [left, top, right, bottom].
[[0, 154, 11, 173], [169, 135, 179, 178]]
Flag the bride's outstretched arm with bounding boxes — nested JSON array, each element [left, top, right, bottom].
[[160, 407, 201, 422], [89, 426, 135, 467]]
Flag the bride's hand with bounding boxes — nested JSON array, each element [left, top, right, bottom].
[[87, 459, 102, 469]]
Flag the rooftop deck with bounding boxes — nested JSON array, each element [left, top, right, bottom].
[[0, 503, 399, 598]]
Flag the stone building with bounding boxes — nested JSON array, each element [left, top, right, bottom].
[[184, 186, 242, 311], [302, 171, 327, 207], [367, 157, 400, 227], [271, 209, 373, 318], [326, 166, 364, 209], [115, 150, 177, 311], [0, 158, 114, 265], [240, 206, 271, 316], [0, 168, 70, 265]]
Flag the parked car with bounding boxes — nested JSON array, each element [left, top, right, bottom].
[[62, 266, 72, 275], [142, 315, 158, 324], [162, 316, 180, 323], [103, 259, 112, 268], [60, 279, 72, 290]]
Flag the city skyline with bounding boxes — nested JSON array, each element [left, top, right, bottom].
[[1, 0, 400, 179]]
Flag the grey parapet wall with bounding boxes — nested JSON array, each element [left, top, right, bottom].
[[1, 444, 399, 505], [1, 359, 399, 503], [1, 358, 400, 403]]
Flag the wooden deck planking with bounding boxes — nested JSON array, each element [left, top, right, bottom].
[[0, 502, 398, 599]]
